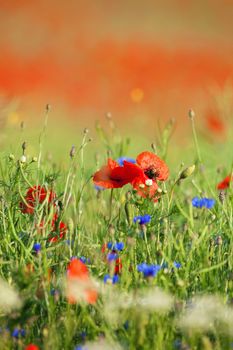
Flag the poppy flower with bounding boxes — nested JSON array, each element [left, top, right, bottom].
[[217, 175, 232, 190], [124, 151, 169, 199], [206, 109, 225, 135], [25, 344, 40, 350], [20, 186, 56, 214], [66, 258, 98, 304], [48, 214, 67, 243], [136, 151, 169, 182], [93, 158, 142, 189]]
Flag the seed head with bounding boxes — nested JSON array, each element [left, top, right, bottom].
[[69, 145, 75, 159]]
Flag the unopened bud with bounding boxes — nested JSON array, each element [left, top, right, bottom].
[[70, 145, 75, 159], [219, 190, 226, 204], [151, 143, 156, 153], [139, 184, 145, 189], [157, 188, 162, 194], [32, 156, 38, 162], [9, 154, 15, 161], [179, 165, 195, 180], [22, 141, 26, 154], [83, 128, 89, 134], [188, 109, 195, 119], [46, 104, 51, 112]]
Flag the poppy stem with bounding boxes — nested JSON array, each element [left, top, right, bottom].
[[109, 188, 114, 222], [190, 115, 202, 163]]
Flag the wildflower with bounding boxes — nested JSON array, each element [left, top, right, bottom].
[[33, 243, 41, 253], [137, 263, 161, 278], [94, 185, 105, 191], [107, 252, 118, 262], [126, 151, 169, 199], [12, 328, 25, 338], [25, 345, 40, 350], [133, 215, 151, 225], [93, 158, 141, 189], [66, 258, 98, 304], [173, 261, 181, 269], [20, 185, 56, 214], [116, 157, 136, 167], [48, 214, 67, 242], [0, 278, 22, 312], [217, 175, 232, 190], [192, 197, 215, 209], [104, 274, 119, 284], [107, 242, 124, 251], [114, 257, 122, 275]]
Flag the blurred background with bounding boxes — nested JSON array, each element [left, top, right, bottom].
[[0, 0, 233, 141]]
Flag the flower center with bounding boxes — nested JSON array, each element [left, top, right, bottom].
[[144, 168, 159, 180]]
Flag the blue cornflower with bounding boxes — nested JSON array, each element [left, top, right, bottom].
[[74, 346, 87, 350], [113, 242, 124, 251], [117, 157, 136, 167], [104, 274, 119, 284], [33, 243, 41, 253], [94, 185, 105, 191], [133, 215, 151, 225], [192, 197, 215, 209], [107, 252, 118, 262], [107, 242, 113, 249], [12, 328, 25, 338], [137, 263, 161, 278], [173, 261, 181, 269], [107, 242, 124, 251]]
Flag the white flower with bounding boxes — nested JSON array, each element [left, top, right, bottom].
[[145, 179, 153, 187], [20, 155, 27, 163], [0, 278, 22, 313]]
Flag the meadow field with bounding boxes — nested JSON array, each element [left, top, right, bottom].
[[0, 106, 232, 350]]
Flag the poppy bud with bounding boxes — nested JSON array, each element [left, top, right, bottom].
[[9, 154, 15, 161], [46, 104, 51, 112], [69, 145, 75, 159], [219, 190, 226, 204], [83, 127, 89, 134], [179, 165, 195, 180], [188, 109, 195, 119], [22, 141, 27, 154]]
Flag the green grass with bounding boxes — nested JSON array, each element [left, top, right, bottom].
[[0, 111, 233, 350]]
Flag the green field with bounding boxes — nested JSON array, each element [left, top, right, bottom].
[[0, 108, 233, 350]]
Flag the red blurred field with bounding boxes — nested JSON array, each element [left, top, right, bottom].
[[0, 0, 233, 124]]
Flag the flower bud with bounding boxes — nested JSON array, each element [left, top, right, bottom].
[[188, 109, 195, 119], [69, 145, 75, 159], [179, 165, 195, 180], [22, 141, 27, 154], [32, 156, 38, 162], [9, 154, 15, 161]]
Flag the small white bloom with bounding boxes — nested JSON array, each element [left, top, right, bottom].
[[20, 155, 27, 163], [139, 184, 145, 189], [145, 179, 153, 187]]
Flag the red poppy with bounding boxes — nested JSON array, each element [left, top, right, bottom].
[[66, 258, 98, 304], [93, 158, 142, 189], [136, 151, 169, 181], [20, 185, 56, 214], [48, 214, 67, 243], [115, 257, 122, 275], [25, 345, 40, 350], [124, 151, 168, 199], [206, 109, 225, 135], [217, 175, 232, 190]]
